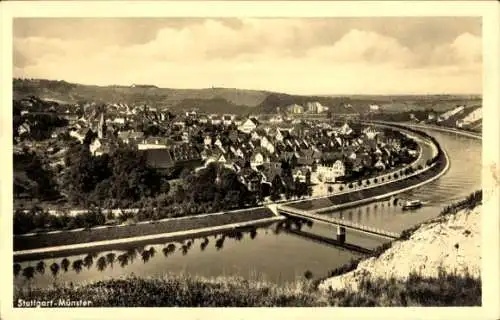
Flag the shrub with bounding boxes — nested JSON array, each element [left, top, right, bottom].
[[106, 211, 115, 220], [440, 190, 482, 216], [304, 270, 313, 280], [327, 258, 360, 278]]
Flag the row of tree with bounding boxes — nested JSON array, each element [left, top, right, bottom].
[[14, 206, 107, 235]]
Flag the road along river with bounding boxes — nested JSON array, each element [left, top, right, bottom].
[[13, 127, 481, 288]]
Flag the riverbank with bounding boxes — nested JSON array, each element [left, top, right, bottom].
[[14, 207, 280, 256], [13, 189, 484, 307], [287, 143, 448, 212], [318, 204, 481, 292], [15, 198, 482, 307]]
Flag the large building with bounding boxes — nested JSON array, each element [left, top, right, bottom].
[[317, 160, 346, 183], [438, 106, 465, 122], [142, 145, 202, 173], [238, 118, 259, 134], [288, 104, 305, 114], [306, 101, 325, 113], [97, 112, 105, 139], [456, 107, 482, 127], [137, 137, 168, 150]]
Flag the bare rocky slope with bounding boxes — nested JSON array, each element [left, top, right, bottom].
[[319, 205, 481, 292]]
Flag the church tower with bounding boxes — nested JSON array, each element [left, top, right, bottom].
[[98, 112, 105, 139]]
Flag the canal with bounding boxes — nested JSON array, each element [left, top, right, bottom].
[[14, 129, 481, 289]]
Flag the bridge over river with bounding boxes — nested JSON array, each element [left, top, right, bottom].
[[278, 205, 400, 242]]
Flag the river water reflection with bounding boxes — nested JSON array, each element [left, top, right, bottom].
[[14, 129, 481, 289], [14, 223, 374, 288]]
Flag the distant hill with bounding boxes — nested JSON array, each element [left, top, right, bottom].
[[13, 79, 481, 115], [170, 97, 252, 115], [13, 79, 270, 109]]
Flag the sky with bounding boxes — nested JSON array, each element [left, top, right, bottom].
[[13, 17, 482, 95]]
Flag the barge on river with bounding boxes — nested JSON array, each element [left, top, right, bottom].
[[402, 200, 423, 211]]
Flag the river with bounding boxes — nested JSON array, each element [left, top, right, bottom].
[[13, 129, 481, 288]]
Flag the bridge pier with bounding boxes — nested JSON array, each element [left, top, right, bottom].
[[336, 225, 346, 244]]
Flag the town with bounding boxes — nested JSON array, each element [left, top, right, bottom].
[[13, 94, 425, 230]]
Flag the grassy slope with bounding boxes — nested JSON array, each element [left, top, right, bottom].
[[13, 79, 269, 108], [14, 270, 480, 307]]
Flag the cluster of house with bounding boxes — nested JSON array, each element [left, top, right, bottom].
[[16, 97, 417, 194], [195, 119, 412, 190], [206, 123, 409, 190]]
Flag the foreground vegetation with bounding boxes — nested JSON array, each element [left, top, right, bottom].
[[14, 268, 480, 307]]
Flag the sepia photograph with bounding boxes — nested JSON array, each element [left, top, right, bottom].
[[1, 1, 499, 318]]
